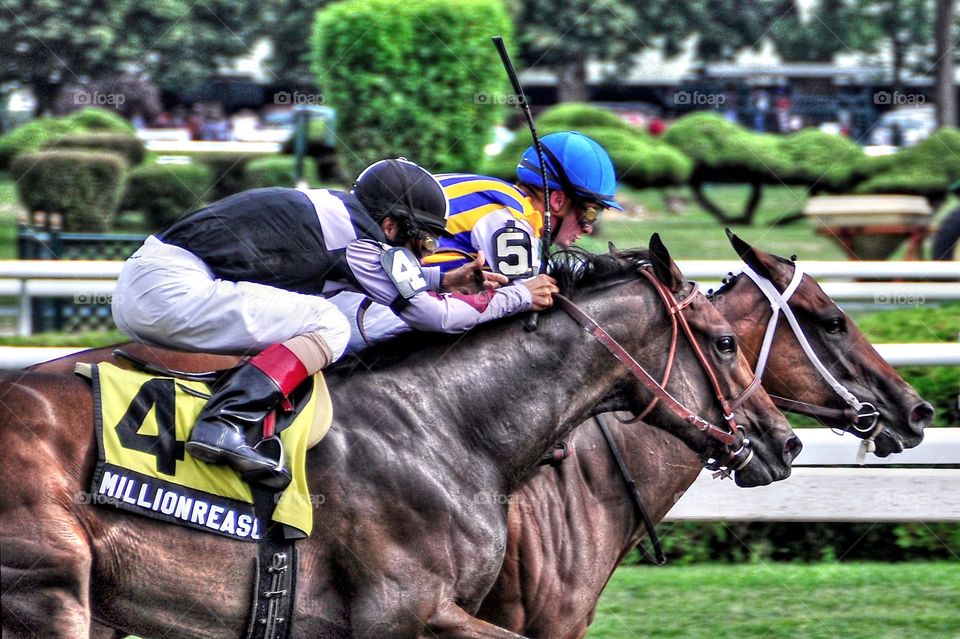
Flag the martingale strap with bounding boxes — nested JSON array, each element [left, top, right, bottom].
[[595, 416, 666, 565], [554, 294, 740, 447]]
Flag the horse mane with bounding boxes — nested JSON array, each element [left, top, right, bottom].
[[328, 246, 654, 376]]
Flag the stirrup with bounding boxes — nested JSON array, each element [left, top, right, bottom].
[[243, 437, 291, 491]]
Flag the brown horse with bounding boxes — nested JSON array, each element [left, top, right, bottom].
[[476, 235, 934, 639], [0, 241, 800, 639]]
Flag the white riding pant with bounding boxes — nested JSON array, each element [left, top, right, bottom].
[[326, 290, 412, 355], [112, 236, 350, 359]]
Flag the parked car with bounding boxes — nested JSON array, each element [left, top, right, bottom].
[[868, 106, 936, 147]]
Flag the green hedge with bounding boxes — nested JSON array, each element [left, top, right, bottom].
[[0, 108, 134, 170], [11, 150, 127, 232], [65, 108, 135, 135], [243, 156, 318, 190], [0, 117, 83, 170], [196, 153, 261, 200], [482, 103, 692, 190], [121, 163, 213, 230], [43, 133, 146, 166], [311, 0, 513, 176]]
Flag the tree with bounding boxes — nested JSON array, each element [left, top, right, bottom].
[[517, 0, 645, 102], [259, 0, 330, 84], [857, 0, 933, 94], [0, 0, 264, 115], [935, 0, 956, 126], [769, 0, 873, 61]]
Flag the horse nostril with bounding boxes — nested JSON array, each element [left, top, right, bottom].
[[909, 401, 934, 432], [783, 436, 803, 461]]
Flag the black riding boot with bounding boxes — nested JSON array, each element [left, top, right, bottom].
[[187, 345, 307, 490]]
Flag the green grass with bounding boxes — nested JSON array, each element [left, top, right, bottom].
[[588, 562, 960, 638]]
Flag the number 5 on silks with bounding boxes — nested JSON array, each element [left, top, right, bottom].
[[492, 227, 534, 278], [381, 247, 429, 299]]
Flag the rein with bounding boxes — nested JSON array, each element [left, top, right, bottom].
[[731, 265, 882, 453], [554, 267, 752, 474]]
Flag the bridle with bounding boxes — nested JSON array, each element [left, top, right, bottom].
[[730, 264, 882, 457], [555, 265, 755, 478]]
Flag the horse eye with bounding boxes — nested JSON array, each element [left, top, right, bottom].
[[716, 336, 737, 354], [823, 317, 846, 334]]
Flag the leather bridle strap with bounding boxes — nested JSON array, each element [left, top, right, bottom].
[[770, 395, 857, 424], [554, 293, 740, 447], [595, 416, 666, 565], [638, 269, 741, 437]]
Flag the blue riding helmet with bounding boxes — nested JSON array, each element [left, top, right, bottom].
[[516, 131, 622, 211]]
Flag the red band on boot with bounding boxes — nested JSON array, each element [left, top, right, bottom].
[[249, 344, 309, 397]]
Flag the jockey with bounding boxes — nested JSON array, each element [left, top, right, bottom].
[[328, 132, 621, 354], [427, 130, 622, 277], [112, 158, 559, 489]]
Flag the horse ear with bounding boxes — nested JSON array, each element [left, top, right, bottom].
[[608, 241, 618, 255], [726, 228, 775, 282], [649, 233, 684, 293]]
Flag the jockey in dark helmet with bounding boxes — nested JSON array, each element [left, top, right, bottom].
[[113, 158, 559, 490]]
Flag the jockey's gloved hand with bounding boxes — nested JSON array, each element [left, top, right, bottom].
[[441, 251, 508, 294]]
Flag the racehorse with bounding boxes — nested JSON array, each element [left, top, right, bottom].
[[0, 238, 801, 639], [476, 234, 934, 639]]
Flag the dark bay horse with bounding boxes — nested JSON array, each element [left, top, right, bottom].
[[477, 234, 934, 639], [0, 241, 801, 639]]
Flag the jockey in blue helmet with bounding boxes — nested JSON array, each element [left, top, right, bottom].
[[431, 131, 621, 279]]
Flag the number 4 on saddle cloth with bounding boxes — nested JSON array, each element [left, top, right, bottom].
[[75, 362, 332, 542]]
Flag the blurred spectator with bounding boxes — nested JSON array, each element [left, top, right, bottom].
[[753, 89, 770, 132], [648, 116, 665, 136], [775, 88, 792, 133]]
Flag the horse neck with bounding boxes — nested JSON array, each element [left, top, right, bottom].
[[334, 282, 668, 490]]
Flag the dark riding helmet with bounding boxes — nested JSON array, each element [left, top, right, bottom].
[[353, 158, 451, 241]]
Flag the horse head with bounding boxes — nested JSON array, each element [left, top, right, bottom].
[[723, 230, 933, 456], [583, 235, 800, 487]]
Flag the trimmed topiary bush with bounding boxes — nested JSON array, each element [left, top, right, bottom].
[[121, 163, 214, 230], [11, 150, 127, 232], [244, 156, 318, 189], [0, 117, 83, 170], [777, 129, 868, 192], [856, 128, 960, 207], [65, 108, 135, 135], [311, 0, 513, 176], [44, 133, 146, 166]]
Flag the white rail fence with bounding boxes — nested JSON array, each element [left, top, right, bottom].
[[667, 428, 960, 523], [1, 259, 959, 337]]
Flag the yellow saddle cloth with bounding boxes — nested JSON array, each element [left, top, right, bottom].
[[84, 362, 332, 541]]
